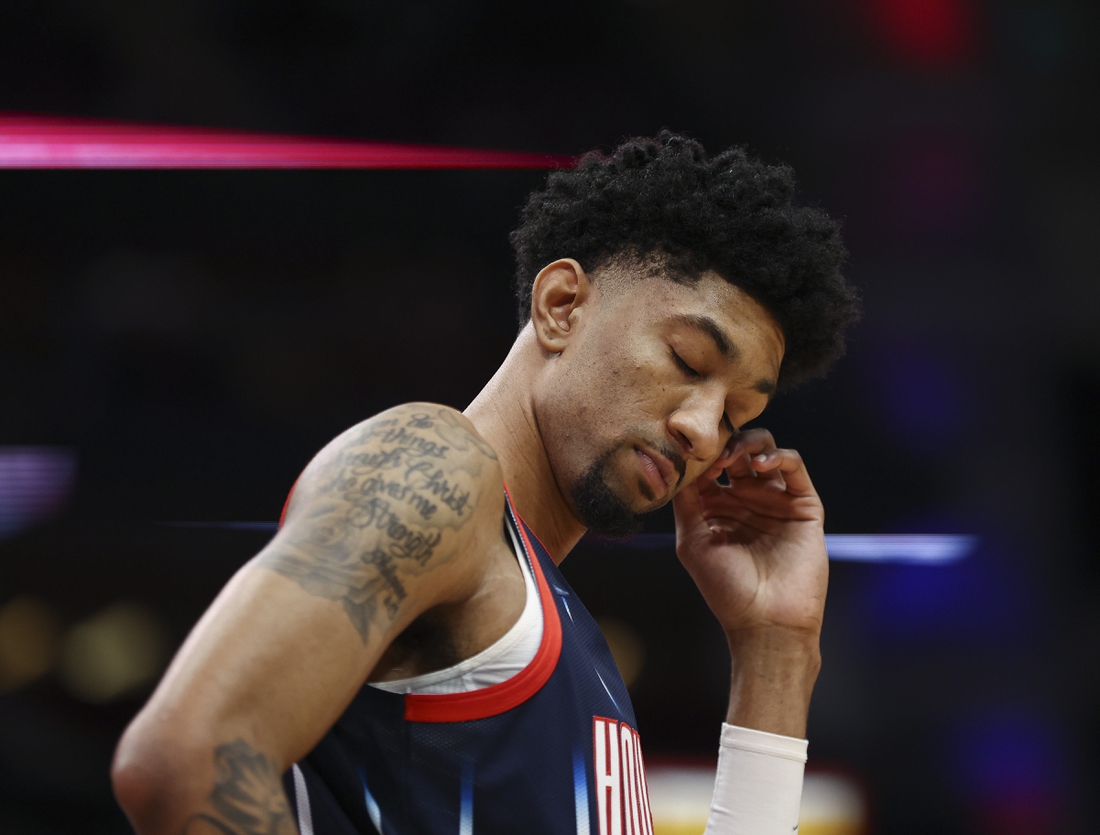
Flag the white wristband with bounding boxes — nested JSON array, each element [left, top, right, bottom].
[[703, 723, 808, 835]]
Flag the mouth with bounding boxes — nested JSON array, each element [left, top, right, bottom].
[[634, 446, 680, 501]]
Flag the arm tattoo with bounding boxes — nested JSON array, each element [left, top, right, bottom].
[[259, 406, 496, 643], [182, 740, 295, 835], [433, 408, 499, 460]]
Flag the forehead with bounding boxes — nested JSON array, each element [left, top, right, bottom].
[[599, 269, 785, 369]]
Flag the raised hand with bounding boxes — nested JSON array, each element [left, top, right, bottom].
[[673, 428, 828, 736]]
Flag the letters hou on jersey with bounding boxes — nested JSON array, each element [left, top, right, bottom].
[[283, 490, 656, 834], [593, 717, 654, 835]]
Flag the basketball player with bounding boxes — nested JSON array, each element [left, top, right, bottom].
[[112, 133, 860, 835]]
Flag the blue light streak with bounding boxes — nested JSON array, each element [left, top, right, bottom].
[[583, 532, 977, 563], [166, 523, 978, 565]]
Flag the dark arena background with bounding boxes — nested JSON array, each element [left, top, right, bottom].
[[1, 2, 1099, 833]]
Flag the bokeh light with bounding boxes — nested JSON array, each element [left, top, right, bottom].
[[58, 602, 170, 704], [953, 710, 1069, 834], [646, 765, 867, 835], [0, 595, 62, 692], [861, 0, 980, 70], [0, 447, 77, 540], [597, 616, 647, 689]]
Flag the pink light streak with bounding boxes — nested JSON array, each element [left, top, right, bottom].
[[0, 114, 575, 169]]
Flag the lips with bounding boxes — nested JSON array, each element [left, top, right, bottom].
[[635, 447, 678, 500]]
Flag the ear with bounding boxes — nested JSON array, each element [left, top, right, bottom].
[[530, 258, 592, 355]]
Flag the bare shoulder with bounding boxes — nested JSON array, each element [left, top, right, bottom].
[[257, 403, 503, 645]]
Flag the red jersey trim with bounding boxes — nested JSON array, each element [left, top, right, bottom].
[[519, 513, 556, 566], [278, 479, 298, 528], [403, 488, 563, 723]]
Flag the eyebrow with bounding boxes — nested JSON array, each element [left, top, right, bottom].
[[752, 377, 778, 398], [672, 313, 778, 398], [674, 314, 735, 358]]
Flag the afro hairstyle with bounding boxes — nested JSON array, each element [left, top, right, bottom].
[[509, 131, 861, 390]]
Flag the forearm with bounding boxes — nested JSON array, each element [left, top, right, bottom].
[[724, 626, 821, 738], [700, 627, 819, 835], [113, 726, 299, 835]]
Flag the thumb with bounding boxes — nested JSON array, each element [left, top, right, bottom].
[[672, 477, 707, 547]]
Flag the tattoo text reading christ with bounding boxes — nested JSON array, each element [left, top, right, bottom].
[[259, 408, 492, 643]]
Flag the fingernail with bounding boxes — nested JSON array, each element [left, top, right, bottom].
[[754, 454, 768, 463]]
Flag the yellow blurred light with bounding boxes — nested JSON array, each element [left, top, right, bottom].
[[799, 826, 864, 835], [58, 601, 169, 703], [647, 766, 867, 835], [799, 772, 867, 835], [596, 616, 646, 689], [0, 595, 62, 692], [647, 766, 715, 835]]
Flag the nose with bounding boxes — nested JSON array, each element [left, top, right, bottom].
[[667, 391, 725, 463]]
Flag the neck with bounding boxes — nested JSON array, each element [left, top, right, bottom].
[[464, 324, 585, 563]]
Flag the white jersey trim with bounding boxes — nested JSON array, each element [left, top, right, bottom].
[[291, 763, 315, 835], [368, 515, 544, 695]]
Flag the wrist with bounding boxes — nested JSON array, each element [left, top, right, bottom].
[[726, 623, 822, 660], [724, 626, 821, 739]]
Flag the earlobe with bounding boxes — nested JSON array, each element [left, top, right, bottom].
[[530, 259, 590, 355]]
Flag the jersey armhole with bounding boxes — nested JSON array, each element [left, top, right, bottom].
[[402, 485, 563, 723]]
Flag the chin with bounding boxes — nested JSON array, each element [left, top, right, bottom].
[[570, 452, 645, 537]]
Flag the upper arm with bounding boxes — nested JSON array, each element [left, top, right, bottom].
[[264, 402, 503, 647], [125, 403, 502, 769]]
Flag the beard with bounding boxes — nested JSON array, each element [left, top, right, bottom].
[[570, 447, 646, 537]]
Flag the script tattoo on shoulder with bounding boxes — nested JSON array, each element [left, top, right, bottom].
[[181, 739, 294, 835], [259, 407, 497, 644]]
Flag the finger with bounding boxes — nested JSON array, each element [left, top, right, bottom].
[[728, 427, 777, 458], [702, 431, 763, 481], [748, 451, 786, 489], [701, 439, 740, 481], [747, 448, 817, 497], [723, 450, 756, 480], [702, 428, 778, 482], [672, 477, 707, 538]]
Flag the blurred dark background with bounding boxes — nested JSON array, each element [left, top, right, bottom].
[[1, 1, 1098, 833]]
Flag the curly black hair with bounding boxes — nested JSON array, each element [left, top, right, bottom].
[[509, 131, 861, 390]]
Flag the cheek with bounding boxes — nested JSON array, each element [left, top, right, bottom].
[[550, 333, 673, 442], [598, 338, 668, 394], [596, 365, 666, 425]]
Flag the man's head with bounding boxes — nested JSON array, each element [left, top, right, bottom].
[[510, 131, 860, 391], [509, 133, 860, 534]]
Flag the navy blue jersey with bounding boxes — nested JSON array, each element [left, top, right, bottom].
[[284, 489, 654, 835]]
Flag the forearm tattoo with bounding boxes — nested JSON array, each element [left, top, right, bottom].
[[182, 740, 295, 835], [258, 407, 496, 643]]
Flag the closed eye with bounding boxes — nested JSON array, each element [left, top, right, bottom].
[[671, 349, 700, 378], [672, 349, 737, 433]]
